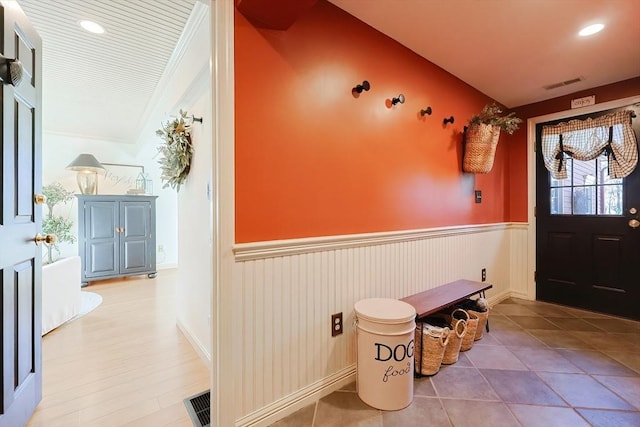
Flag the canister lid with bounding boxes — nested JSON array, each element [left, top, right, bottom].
[[354, 298, 416, 324]]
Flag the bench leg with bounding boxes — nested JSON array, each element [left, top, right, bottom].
[[481, 290, 490, 333]]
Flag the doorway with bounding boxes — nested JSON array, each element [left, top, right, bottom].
[[534, 103, 640, 319]]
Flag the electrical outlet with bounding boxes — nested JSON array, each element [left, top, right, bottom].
[[482, 268, 486, 282], [158, 244, 164, 252], [331, 312, 343, 337]]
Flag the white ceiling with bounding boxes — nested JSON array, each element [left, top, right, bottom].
[[329, 0, 640, 108], [13, 0, 640, 145], [17, 0, 198, 143]]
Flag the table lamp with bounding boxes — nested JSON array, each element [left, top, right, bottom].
[[66, 154, 105, 194]]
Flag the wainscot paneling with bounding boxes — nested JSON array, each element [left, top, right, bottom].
[[232, 223, 529, 426]]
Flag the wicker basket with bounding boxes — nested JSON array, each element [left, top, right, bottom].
[[423, 313, 467, 365], [453, 309, 478, 351], [414, 323, 450, 376], [463, 124, 501, 174], [443, 315, 467, 364], [469, 308, 489, 340]]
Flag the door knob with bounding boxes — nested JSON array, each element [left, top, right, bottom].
[[629, 219, 640, 229], [0, 54, 23, 86], [34, 233, 56, 245], [34, 194, 46, 204]]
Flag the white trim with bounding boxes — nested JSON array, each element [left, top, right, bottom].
[[487, 289, 516, 307], [211, 0, 235, 426], [235, 366, 356, 427], [234, 222, 529, 261], [134, 1, 209, 144], [526, 94, 640, 301], [177, 319, 212, 366]]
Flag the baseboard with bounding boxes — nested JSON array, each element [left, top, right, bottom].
[[177, 319, 211, 367], [487, 288, 513, 307], [508, 290, 532, 301], [235, 365, 356, 427]]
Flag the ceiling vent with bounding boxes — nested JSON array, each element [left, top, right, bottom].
[[544, 77, 584, 90]]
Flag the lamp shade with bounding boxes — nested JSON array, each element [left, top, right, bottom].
[[66, 154, 104, 172]]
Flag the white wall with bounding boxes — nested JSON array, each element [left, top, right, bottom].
[[176, 91, 213, 361], [131, 2, 213, 361]]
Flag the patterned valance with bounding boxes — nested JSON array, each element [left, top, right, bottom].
[[541, 110, 638, 179]]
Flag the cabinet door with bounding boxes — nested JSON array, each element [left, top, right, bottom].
[[120, 201, 151, 275], [84, 201, 119, 279]]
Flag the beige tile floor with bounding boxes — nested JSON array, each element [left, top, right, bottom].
[[271, 298, 640, 427]]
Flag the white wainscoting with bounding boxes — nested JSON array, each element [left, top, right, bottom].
[[232, 223, 529, 426]]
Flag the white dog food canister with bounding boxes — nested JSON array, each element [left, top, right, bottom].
[[354, 298, 416, 410]]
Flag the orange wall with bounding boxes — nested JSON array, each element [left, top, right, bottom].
[[235, 1, 509, 243], [507, 77, 640, 221]]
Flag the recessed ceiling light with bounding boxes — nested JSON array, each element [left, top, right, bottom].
[[79, 20, 105, 34], [579, 23, 604, 37]]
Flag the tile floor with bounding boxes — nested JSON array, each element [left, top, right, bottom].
[[270, 298, 640, 426]]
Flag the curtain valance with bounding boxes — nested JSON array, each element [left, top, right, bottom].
[[541, 110, 638, 179]]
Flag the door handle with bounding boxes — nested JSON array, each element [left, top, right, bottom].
[[34, 233, 56, 245], [0, 54, 23, 86], [34, 194, 46, 205], [629, 219, 640, 229]]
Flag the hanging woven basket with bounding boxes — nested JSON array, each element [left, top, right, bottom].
[[463, 124, 501, 174]]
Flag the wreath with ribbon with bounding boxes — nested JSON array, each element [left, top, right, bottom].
[[156, 110, 194, 191]]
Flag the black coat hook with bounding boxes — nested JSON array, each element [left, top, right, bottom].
[[443, 116, 455, 125], [420, 107, 432, 116], [352, 80, 370, 94], [391, 94, 405, 106]]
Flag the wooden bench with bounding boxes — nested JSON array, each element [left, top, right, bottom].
[[400, 279, 492, 322], [401, 279, 493, 377]]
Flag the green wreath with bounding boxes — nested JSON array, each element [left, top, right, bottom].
[[156, 110, 194, 191]]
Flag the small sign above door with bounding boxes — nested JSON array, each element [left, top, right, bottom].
[[571, 95, 596, 109]]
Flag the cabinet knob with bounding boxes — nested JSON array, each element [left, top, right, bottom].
[[34, 194, 46, 204]]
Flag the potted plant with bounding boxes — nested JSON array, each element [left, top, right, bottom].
[[42, 182, 76, 264], [463, 103, 522, 173]]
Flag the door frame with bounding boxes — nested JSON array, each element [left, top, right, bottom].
[[526, 94, 640, 301]]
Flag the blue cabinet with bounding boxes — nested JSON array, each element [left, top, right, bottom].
[[77, 195, 158, 285]]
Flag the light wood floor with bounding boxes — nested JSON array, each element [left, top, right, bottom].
[[27, 270, 210, 427]]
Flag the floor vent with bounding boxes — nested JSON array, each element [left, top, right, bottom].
[[184, 390, 210, 427]]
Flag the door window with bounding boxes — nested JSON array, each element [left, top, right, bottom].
[[549, 154, 623, 216]]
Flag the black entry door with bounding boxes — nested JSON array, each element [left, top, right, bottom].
[[0, 3, 42, 427], [536, 105, 640, 320]]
